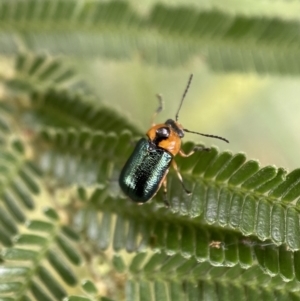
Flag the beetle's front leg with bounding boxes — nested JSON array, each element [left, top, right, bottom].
[[171, 160, 191, 195]]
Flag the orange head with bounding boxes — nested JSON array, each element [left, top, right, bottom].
[[147, 74, 229, 157], [146, 119, 185, 156]]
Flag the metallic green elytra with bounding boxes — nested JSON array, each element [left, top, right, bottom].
[[119, 138, 172, 203]]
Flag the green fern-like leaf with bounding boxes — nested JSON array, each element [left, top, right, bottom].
[[0, 205, 108, 300], [36, 127, 300, 252], [1, 0, 300, 74], [1, 51, 300, 300], [24, 88, 141, 135], [4, 52, 87, 94]]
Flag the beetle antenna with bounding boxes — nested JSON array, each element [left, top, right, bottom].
[[151, 94, 164, 125], [184, 128, 229, 143], [175, 74, 193, 122]]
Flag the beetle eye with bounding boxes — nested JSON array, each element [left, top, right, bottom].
[[156, 127, 170, 138], [178, 130, 184, 138]]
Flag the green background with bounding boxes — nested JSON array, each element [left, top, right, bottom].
[[1, 0, 300, 300]]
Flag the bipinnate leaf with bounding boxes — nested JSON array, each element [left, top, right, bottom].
[[5, 52, 85, 94], [1, 51, 300, 300], [0, 206, 105, 301], [1, 0, 300, 74]]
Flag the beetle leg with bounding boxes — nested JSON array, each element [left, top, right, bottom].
[[162, 177, 169, 208], [172, 160, 191, 195], [151, 94, 164, 126], [179, 145, 211, 157]]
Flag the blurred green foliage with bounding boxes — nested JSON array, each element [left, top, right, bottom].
[[1, 1, 300, 300]]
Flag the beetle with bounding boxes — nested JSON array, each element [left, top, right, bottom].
[[119, 74, 229, 207]]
